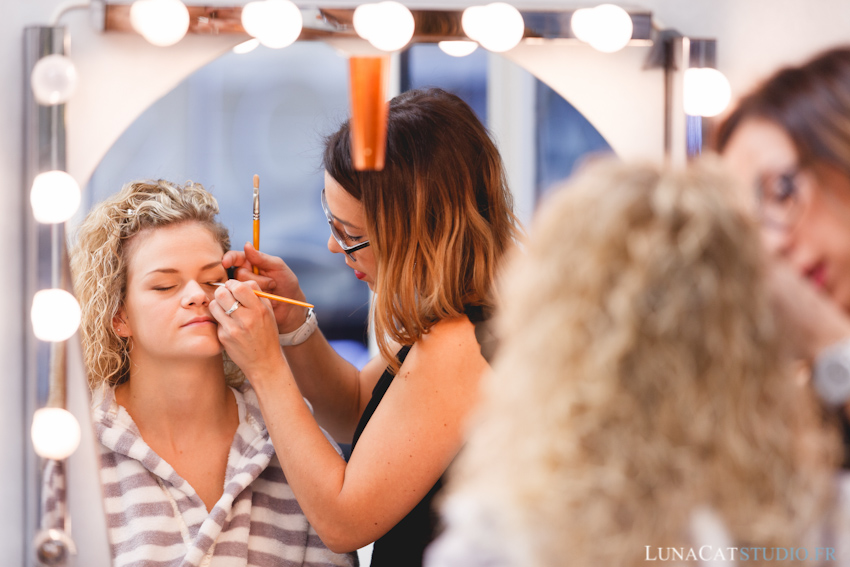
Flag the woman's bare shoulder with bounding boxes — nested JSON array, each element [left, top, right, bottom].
[[405, 313, 487, 379]]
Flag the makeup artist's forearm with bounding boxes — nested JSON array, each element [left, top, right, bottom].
[[281, 330, 363, 442], [246, 365, 382, 552]]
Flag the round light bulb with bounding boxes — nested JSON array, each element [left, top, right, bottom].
[[241, 1, 266, 39], [354, 2, 415, 52], [461, 6, 487, 42], [30, 54, 78, 106], [241, 0, 303, 49], [586, 4, 633, 53], [683, 67, 732, 117], [569, 8, 594, 43], [32, 408, 81, 460], [233, 38, 260, 54], [462, 3, 524, 53], [438, 40, 478, 57], [34, 529, 76, 565], [130, 0, 190, 47], [353, 3, 382, 43], [30, 171, 81, 224], [571, 5, 633, 53], [31, 289, 82, 343]]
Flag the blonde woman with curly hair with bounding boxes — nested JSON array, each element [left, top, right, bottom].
[[426, 160, 839, 567], [209, 88, 517, 566], [65, 179, 354, 567]]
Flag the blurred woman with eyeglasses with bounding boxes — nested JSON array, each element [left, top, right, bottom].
[[208, 88, 518, 565], [718, 48, 850, 309], [718, 47, 850, 449]]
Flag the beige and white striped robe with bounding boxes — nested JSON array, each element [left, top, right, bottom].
[[49, 381, 356, 567]]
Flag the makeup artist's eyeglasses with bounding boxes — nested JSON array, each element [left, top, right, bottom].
[[321, 188, 371, 262], [756, 166, 812, 232]]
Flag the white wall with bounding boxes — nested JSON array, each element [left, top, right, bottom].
[[5, 0, 850, 561]]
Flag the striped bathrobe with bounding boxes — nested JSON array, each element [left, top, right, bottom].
[[85, 382, 355, 567]]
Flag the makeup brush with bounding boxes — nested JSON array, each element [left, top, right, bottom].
[[252, 174, 260, 275], [211, 282, 314, 309]]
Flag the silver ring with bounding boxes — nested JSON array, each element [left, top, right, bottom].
[[224, 301, 241, 316]]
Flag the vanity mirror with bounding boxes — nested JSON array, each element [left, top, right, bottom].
[[23, 5, 726, 565]]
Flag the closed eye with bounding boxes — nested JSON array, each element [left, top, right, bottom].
[[153, 286, 175, 291]]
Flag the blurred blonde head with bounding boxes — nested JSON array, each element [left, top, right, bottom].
[[71, 179, 242, 390], [446, 159, 836, 566]]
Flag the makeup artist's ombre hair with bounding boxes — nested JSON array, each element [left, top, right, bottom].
[[71, 180, 238, 389], [324, 88, 519, 371]]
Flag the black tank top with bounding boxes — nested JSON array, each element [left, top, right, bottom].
[[349, 305, 495, 567]]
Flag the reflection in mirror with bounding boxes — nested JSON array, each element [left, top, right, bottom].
[[62, 36, 613, 567], [81, 41, 373, 357], [81, 39, 612, 363], [400, 43, 612, 201]]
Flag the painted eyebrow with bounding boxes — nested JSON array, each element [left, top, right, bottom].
[[144, 261, 224, 277]]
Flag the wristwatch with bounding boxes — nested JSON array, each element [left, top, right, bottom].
[[278, 308, 317, 347], [813, 338, 850, 407]]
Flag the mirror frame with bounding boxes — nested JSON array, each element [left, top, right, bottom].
[[23, 6, 713, 565]]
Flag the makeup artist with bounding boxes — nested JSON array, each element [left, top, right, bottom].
[[211, 88, 519, 566]]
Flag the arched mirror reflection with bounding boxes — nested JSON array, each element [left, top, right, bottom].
[[49, 35, 614, 567], [80, 39, 612, 375]]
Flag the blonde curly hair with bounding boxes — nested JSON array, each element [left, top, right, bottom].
[[444, 159, 837, 566], [71, 179, 242, 390]]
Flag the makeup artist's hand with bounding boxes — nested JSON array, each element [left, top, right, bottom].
[[223, 243, 310, 334], [210, 279, 285, 375]]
